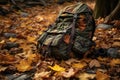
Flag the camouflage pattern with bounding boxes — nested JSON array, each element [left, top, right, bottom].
[[37, 2, 96, 60]]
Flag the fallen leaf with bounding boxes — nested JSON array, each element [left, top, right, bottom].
[[112, 42, 120, 47], [26, 51, 39, 63], [48, 64, 65, 72], [20, 43, 31, 51], [9, 37, 17, 42], [96, 71, 110, 80], [0, 53, 16, 64], [72, 62, 87, 69], [34, 71, 51, 79], [78, 73, 96, 80], [65, 58, 78, 65], [92, 36, 97, 41], [0, 66, 7, 72], [15, 59, 32, 72], [27, 36, 36, 44], [110, 59, 120, 66], [61, 68, 75, 78], [35, 15, 44, 22], [37, 31, 43, 35], [97, 57, 108, 62], [89, 59, 101, 68], [0, 40, 5, 44]]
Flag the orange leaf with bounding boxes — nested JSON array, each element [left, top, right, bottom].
[[110, 59, 120, 66], [72, 62, 87, 69], [0, 53, 17, 64], [27, 36, 37, 44], [96, 71, 110, 80]]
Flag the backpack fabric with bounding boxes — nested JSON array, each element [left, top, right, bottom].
[[37, 2, 96, 60]]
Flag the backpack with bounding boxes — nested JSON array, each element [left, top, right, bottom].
[[37, 2, 96, 60]]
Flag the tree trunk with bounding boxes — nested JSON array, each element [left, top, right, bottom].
[[104, 0, 120, 23], [94, 0, 119, 19]]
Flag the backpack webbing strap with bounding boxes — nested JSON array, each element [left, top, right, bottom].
[[67, 13, 78, 54]]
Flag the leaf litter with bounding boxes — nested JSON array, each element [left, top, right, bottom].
[[0, 0, 120, 80]]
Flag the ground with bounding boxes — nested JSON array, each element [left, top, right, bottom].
[[0, 1, 120, 80]]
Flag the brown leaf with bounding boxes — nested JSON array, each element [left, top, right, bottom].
[[0, 53, 17, 64], [61, 68, 75, 78], [112, 20, 120, 27], [89, 59, 101, 68], [112, 42, 120, 47], [65, 58, 78, 65], [34, 71, 51, 79]]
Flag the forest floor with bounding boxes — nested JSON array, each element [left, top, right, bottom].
[[0, 1, 120, 80]]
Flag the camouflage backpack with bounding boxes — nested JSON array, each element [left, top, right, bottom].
[[37, 2, 96, 60]]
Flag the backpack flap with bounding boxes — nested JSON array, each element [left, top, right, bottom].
[[51, 34, 63, 46], [43, 35, 55, 45], [42, 34, 64, 46]]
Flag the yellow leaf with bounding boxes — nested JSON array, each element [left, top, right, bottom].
[[9, 37, 17, 42], [0, 40, 5, 44], [38, 31, 43, 35], [48, 64, 65, 72], [110, 59, 120, 66], [72, 62, 87, 69], [27, 36, 36, 44], [15, 59, 32, 72]]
